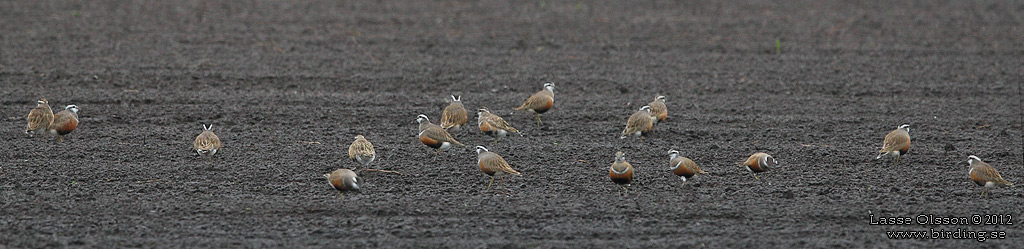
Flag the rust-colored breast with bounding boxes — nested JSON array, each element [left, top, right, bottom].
[[419, 132, 441, 148], [56, 117, 78, 135], [478, 119, 494, 134], [672, 158, 696, 178], [609, 163, 633, 185], [533, 98, 553, 114]]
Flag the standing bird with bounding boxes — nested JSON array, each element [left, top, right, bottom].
[[348, 135, 376, 170], [621, 106, 655, 141], [648, 95, 667, 123], [475, 146, 522, 190], [193, 124, 223, 160], [417, 114, 464, 158], [48, 105, 80, 143], [876, 124, 911, 165], [440, 95, 468, 131], [324, 168, 359, 196], [967, 155, 1013, 197], [609, 151, 635, 194], [25, 98, 54, 137], [740, 152, 776, 180], [668, 150, 707, 184], [477, 108, 522, 144], [514, 82, 555, 125]]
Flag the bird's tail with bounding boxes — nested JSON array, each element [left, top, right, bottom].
[[698, 168, 708, 175], [452, 140, 465, 147], [999, 179, 1014, 186], [504, 168, 522, 176], [513, 102, 528, 111]]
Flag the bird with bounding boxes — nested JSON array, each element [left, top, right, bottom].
[[621, 105, 655, 140], [25, 98, 54, 137], [967, 155, 1013, 197], [475, 146, 522, 190], [477, 108, 522, 144], [440, 95, 468, 131], [193, 124, 223, 160], [48, 105, 80, 143], [609, 151, 634, 194], [876, 124, 911, 165], [668, 149, 707, 184], [514, 82, 555, 125], [649, 95, 667, 123], [348, 135, 376, 170], [324, 168, 359, 196], [417, 114, 465, 158], [740, 152, 776, 180]]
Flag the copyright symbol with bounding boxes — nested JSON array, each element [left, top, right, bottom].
[[972, 214, 982, 225]]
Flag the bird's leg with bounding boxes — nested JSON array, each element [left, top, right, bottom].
[[535, 114, 542, 125], [487, 176, 495, 190], [499, 176, 505, 189], [57, 135, 63, 143], [754, 174, 761, 181], [433, 150, 440, 161], [893, 155, 901, 165], [493, 137, 498, 144]]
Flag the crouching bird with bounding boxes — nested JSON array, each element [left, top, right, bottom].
[[49, 105, 80, 143], [324, 168, 359, 197], [478, 108, 522, 144], [740, 152, 776, 181], [193, 124, 223, 160], [668, 149, 707, 184], [609, 151, 634, 195], [876, 124, 911, 165], [514, 82, 555, 125], [25, 98, 54, 137], [475, 146, 522, 190], [621, 106, 655, 141], [440, 95, 468, 131], [417, 114, 464, 159], [648, 95, 667, 123], [967, 155, 1013, 197], [348, 135, 376, 169]]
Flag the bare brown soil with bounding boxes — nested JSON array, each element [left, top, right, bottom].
[[1, 0, 1022, 247]]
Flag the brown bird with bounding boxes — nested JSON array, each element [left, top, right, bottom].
[[475, 146, 522, 190], [649, 95, 667, 123], [968, 155, 1013, 197], [348, 135, 376, 169], [668, 149, 707, 184], [876, 124, 911, 165], [477, 108, 522, 144], [324, 169, 360, 196], [25, 98, 54, 137], [621, 106, 655, 140], [193, 124, 223, 160], [417, 114, 465, 158], [740, 152, 776, 180], [48, 105, 80, 143], [440, 95, 468, 131], [609, 151, 635, 194], [514, 82, 555, 125]]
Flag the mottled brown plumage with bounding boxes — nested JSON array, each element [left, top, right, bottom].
[[477, 108, 522, 143], [609, 151, 634, 193], [741, 152, 776, 180], [440, 95, 468, 131], [877, 124, 911, 165], [324, 168, 359, 192], [193, 124, 223, 160], [668, 150, 706, 184], [968, 155, 1013, 197], [476, 146, 522, 190], [417, 114, 464, 157], [25, 98, 54, 136], [621, 106, 655, 140], [48, 105, 80, 143], [514, 82, 555, 125], [348, 135, 376, 169], [649, 95, 667, 123]]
